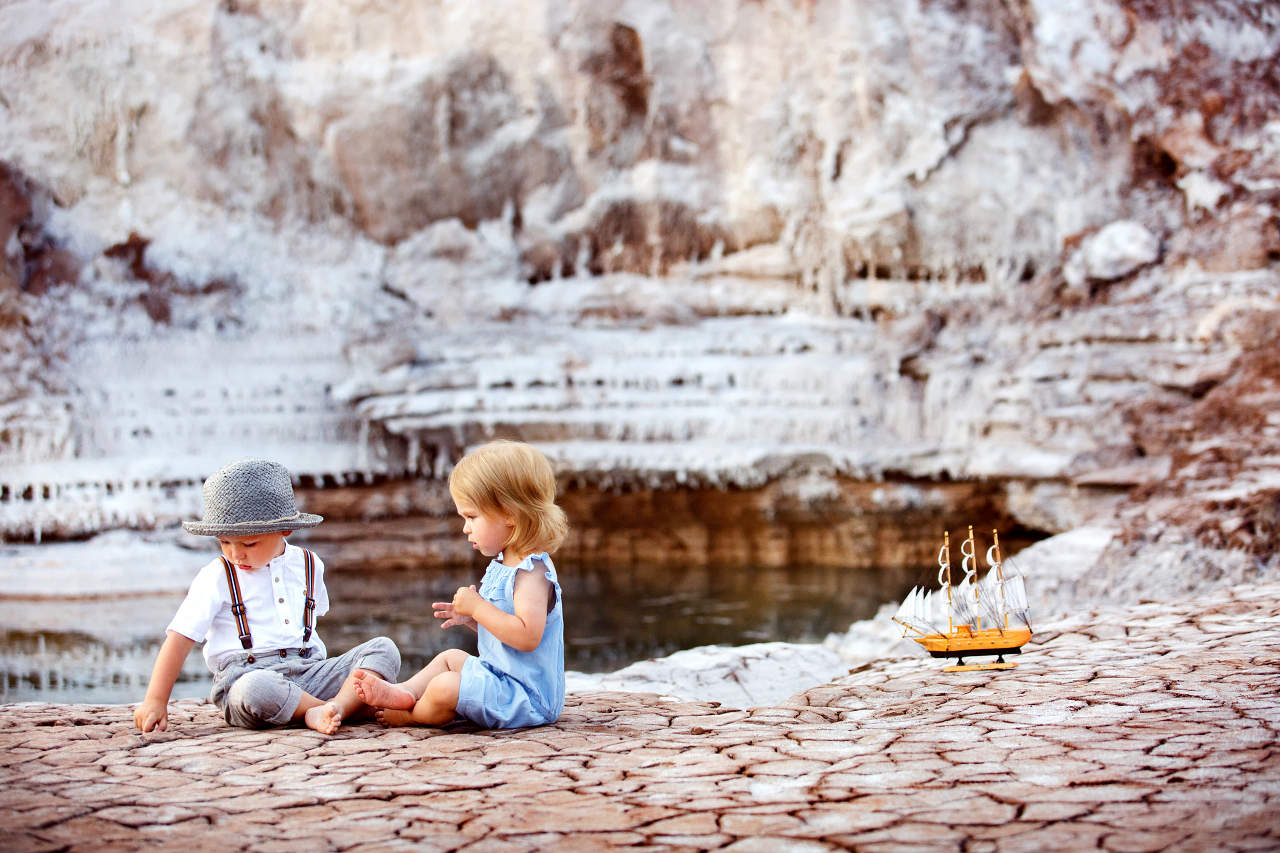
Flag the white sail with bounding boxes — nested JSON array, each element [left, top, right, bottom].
[[893, 586, 917, 620], [923, 589, 942, 626], [892, 586, 915, 620], [893, 585, 947, 636], [1002, 568, 1032, 629], [950, 578, 977, 626], [985, 542, 1001, 568], [921, 584, 952, 630], [959, 533, 979, 587], [937, 581, 956, 629], [909, 586, 927, 622], [892, 587, 934, 636], [976, 568, 1006, 628]]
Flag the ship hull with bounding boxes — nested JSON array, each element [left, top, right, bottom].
[[927, 646, 1023, 659], [914, 626, 1032, 658]]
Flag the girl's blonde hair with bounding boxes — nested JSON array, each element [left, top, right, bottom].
[[449, 440, 569, 557]]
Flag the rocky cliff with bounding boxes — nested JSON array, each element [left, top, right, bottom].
[[1, 1, 1277, 603]]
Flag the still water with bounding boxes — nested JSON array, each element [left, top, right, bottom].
[[0, 560, 914, 705]]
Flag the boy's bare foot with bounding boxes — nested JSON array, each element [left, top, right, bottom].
[[305, 701, 343, 734], [374, 708, 415, 727], [352, 669, 416, 710]]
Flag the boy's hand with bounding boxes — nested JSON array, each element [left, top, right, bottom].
[[136, 631, 195, 733], [452, 584, 482, 617], [134, 698, 169, 733]]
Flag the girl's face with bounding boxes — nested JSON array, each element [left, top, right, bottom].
[[454, 497, 513, 559], [217, 532, 289, 569]]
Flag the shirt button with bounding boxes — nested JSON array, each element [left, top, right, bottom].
[[284, 619, 290, 624], [278, 597, 284, 603], [274, 577, 281, 583]]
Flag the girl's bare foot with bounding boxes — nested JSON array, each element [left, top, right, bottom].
[[305, 701, 343, 734], [352, 669, 416, 710], [374, 708, 415, 727]]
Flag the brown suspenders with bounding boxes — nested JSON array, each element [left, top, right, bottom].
[[219, 549, 318, 650], [220, 556, 253, 649], [302, 549, 316, 644]]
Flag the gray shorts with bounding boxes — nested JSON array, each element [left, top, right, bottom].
[[210, 636, 401, 729]]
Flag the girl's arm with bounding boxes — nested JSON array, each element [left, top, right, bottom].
[[453, 569, 551, 652], [133, 630, 197, 732]]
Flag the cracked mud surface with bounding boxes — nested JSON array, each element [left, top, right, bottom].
[[2, 581, 1278, 851]]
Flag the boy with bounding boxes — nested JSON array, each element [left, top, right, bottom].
[[133, 458, 400, 734]]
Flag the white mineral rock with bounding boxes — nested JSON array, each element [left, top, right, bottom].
[[1063, 220, 1160, 290]]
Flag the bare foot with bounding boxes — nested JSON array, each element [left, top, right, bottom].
[[305, 701, 343, 734], [352, 669, 416, 710], [374, 708, 416, 727]]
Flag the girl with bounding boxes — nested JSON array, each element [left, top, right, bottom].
[[353, 440, 569, 728]]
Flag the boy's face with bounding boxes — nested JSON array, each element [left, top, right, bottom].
[[453, 497, 513, 559], [217, 532, 290, 569]]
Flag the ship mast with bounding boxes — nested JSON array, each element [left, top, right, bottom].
[[938, 530, 953, 634], [963, 525, 981, 631], [990, 528, 1009, 630]]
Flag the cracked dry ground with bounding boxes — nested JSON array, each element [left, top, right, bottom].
[[2, 582, 1278, 852]]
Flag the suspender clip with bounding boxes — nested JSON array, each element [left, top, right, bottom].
[[303, 596, 316, 642]]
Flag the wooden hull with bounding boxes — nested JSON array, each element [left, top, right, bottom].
[[913, 626, 1032, 658]]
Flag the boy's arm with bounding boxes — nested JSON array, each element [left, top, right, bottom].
[[453, 570, 551, 652], [134, 630, 197, 732]]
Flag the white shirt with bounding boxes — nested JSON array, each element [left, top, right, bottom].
[[168, 542, 330, 670]]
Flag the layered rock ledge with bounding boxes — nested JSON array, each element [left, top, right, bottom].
[[2, 581, 1278, 851]]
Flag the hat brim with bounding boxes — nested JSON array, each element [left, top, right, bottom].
[[182, 512, 324, 537]]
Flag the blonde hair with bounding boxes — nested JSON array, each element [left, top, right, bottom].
[[449, 440, 569, 558]]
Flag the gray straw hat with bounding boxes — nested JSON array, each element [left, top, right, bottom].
[[182, 458, 323, 537]]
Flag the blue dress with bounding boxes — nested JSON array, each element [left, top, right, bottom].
[[456, 552, 565, 729]]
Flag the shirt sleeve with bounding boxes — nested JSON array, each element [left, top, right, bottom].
[[313, 551, 330, 618], [508, 553, 550, 597], [166, 559, 224, 643]]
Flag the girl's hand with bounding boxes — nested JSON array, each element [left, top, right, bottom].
[[433, 598, 477, 631], [452, 584, 483, 617]]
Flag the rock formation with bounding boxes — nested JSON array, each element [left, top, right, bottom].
[[0, 1, 1277, 608]]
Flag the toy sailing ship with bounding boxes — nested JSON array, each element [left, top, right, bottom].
[[892, 526, 1032, 672]]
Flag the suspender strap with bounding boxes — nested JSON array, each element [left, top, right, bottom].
[[220, 557, 254, 649], [221, 551, 318, 650], [302, 549, 317, 644]]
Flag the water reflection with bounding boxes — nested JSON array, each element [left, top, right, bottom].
[[0, 560, 915, 704]]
